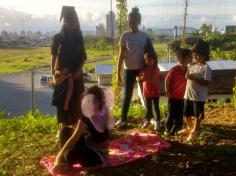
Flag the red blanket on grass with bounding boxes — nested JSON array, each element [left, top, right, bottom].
[[40, 132, 171, 176]]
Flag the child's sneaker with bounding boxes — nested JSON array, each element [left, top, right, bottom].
[[142, 120, 150, 128], [151, 119, 161, 131]]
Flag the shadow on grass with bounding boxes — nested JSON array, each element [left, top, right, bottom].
[[87, 121, 236, 176]]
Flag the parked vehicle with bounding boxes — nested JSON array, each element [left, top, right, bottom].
[[40, 75, 53, 87]]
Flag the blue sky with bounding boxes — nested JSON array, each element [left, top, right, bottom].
[[0, 0, 235, 32]]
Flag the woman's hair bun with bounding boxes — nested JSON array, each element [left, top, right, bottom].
[[132, 7, 139, 13]]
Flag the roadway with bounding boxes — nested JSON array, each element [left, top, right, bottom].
[[0, 68, 114, 117]]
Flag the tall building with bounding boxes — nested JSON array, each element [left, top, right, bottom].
[[106, 11, 116, 39], [96, 23, 106, 37]]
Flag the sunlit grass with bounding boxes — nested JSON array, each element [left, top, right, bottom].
[[0, 47, 114, 74]]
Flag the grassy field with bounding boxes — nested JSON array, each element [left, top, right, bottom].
[[0, 44, 171, 74], [0, 103, 235, 176], [0, 47, 113, 74]]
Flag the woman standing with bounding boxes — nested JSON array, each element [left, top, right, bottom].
[[116, 7, 149, 129], [51, 6, 87, 136]]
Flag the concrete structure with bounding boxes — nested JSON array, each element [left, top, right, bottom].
[[225, 25, 236, 33], [96, 23, 106, 37], [95, 64, 114, 85], [106, 11, 116, 39]]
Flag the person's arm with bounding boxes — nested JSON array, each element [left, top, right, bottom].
[[53, 73, 72, 86], [72, 63, 84, 80], [51, 55, 57, 75], [145, 37, 158, 64], [137, 70, 144, 81], [117, 46, 126, 84], [51, 34, 62, 75], [185, 70, 210, 86], [165, 77, 171, 98], [63, 76, 73, 111], [165, 69, 172, 98], [54, 120, 87, 166]]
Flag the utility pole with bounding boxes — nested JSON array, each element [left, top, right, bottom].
[[110, 0, 114, 57], [181, 0, 189, 47], [31, 70, 35, 116]]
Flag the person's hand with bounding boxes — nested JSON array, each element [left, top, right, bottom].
[[72, 71, 81, 80], [185, 70, 190, 79]]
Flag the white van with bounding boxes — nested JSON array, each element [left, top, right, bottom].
[[40, 75, 53, 87]]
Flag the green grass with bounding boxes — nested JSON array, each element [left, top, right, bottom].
[[0, 47, 113, 74], [0, 111, 58, 175], [0, 47, 51, 74], [0, 104, 235, 175]]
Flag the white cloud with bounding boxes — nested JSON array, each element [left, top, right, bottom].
[[200, 17, 207, 23], [4, 22, 10, 26], [232, 15, 236, 22]]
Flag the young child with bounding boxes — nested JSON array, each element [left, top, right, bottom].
[[165, 48, 192, 135], [179, 39, 212, 142], [139, 52, 161, 131], [53, 86, 110, 173], [51, 56, 73, 129]]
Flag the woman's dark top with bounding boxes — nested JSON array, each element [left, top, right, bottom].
[[81, 116, 109, 143], [51, 25, 87, 73]]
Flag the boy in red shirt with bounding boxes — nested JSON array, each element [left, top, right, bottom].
[[139, 52, 160, 131], [165, 48, 192, 135]]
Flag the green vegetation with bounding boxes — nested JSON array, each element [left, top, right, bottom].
[[0, 47, 50, 73], [0, 103, 235, 175], [0, 111, 58, 175], [0, 47, 113, 74], [233, 77, 236, 106]]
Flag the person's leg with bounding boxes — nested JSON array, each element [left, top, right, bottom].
[[70, 74, 85, 126], [64, 137, 103, 167], [165, 99, 174, 133], [145, 97, 153, 121], [152, 97, 161, 130], [59, 127, 74, 150], [142, 97, 152, 128], [178, 99, 193, 135], [63, 76, 73, 111], [120, 69, 140, 121], [190, 101, 205, 133], [172, 99, 184, 133], [153, 97, 160, 122], [56, 107, 71, 129]]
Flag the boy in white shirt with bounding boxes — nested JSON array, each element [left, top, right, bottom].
[[179, 39, 212, 142]]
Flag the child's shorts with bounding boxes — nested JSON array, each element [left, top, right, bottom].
[[183, 99, 205, 119]]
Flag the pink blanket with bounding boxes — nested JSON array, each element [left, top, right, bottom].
[[40, 132, 171, 176]]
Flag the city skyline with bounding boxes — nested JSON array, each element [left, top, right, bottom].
[[0, 0, 235, 32]]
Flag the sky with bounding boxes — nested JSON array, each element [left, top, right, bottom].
[[0, 0, 235, 32]]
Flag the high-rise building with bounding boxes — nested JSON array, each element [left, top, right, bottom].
[[106, 11, 116, 39], [96, 23, 106, 37]]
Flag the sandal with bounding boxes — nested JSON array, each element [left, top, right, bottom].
[[177, 128, 191, 135]]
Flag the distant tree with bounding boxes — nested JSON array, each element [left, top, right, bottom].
[[112, 0, 128, 110], [156, 33, 167, 43], [116, 0, 128, 37], [199, 23, 213, 36]]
